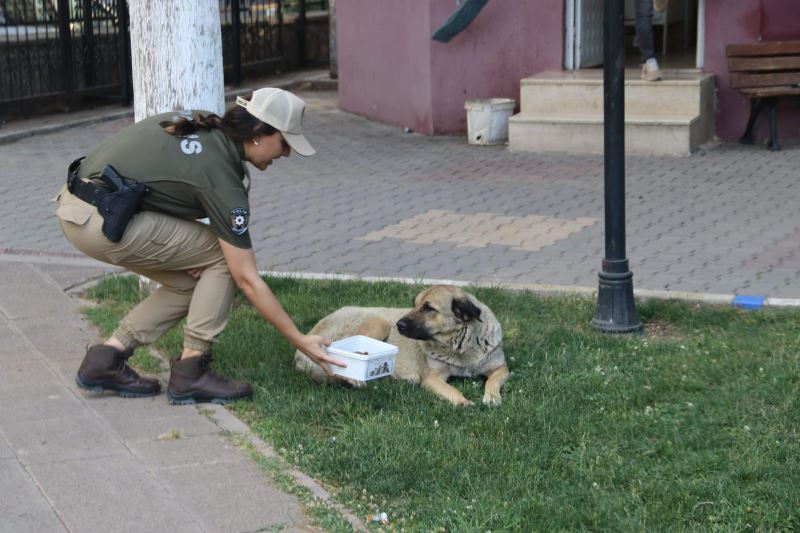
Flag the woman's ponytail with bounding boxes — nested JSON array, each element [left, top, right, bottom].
[[160, 113, 224, 136], [160, 94, 277, 142]]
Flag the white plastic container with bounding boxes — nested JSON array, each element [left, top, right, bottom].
[[326, 335, 399, 381], [464, 98, 516, 145]]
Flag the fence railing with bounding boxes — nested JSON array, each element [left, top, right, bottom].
[[0, 0, 128, 109], [0, 0, 327, 116]]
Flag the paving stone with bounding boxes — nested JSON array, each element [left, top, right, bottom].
[[27, 455, 204, 533], [34, 263, 120, 291], [157, 459, 307, 533], [84, 394, 174, 421], [3, 413, 127, 466], [12, 316, 99, 363], [0, 438, 14, 460], [0, 323, 33, 360], [0, 353, 58, 391], [104, 413, 219, 443], [0, 380, 85, 425], [127, 432, 249, 470], [0, 458, 66, 533], [0, 263, 78, 320]]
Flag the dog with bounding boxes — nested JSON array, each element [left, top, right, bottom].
[[294, 285, 510, 406]]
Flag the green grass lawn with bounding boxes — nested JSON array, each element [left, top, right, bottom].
[[83, 275, 800, 531]]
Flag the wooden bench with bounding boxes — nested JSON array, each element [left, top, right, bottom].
[[726, 40, 800, 151]]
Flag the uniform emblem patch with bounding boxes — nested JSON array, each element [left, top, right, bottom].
[[230, 207, 249, 235]]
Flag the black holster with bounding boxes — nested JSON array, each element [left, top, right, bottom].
[[67, 159, 149, 243]]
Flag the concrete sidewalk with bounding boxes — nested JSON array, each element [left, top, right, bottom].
[[0, 261, 362, 533]]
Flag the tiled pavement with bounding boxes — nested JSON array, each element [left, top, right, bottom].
[[3, 90, 798, 297]]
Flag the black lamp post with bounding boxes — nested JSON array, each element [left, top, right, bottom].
[[591, 0, 643, 333]]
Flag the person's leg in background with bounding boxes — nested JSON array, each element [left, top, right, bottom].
[[635, 0, 662, 81]]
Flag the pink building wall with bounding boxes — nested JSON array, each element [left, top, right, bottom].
[[337, 0, 564, 135], [704, 0, 800, 141], [337, 0, 799, 141]]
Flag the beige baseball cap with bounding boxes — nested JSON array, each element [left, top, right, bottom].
[[236, 88, 316, 156]]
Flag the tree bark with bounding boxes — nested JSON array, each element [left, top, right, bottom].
[[128, 0, 225, 122], [127, 0, 225, 294]]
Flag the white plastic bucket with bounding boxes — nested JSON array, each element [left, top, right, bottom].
[[464, 98, 516, 145]]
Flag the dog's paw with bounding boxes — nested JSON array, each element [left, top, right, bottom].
[[335, 376, 366, 388], [450, 396, 475, 407], [482, 391, 502, 407]]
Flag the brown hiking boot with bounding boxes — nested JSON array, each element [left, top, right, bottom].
[[167, 353, 253, 405], [76, 344, 161, 398]]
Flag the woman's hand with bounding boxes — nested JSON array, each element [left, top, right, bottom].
[[294, 334, 346, 376]]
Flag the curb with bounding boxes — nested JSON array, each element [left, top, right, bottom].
[[257, 270, 800, 309], [0, 75, 337, 146], [0, 110, 134, 146], [204, 403, 368, 532]]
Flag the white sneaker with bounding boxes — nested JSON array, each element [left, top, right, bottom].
[[641, 58, 662, 81]]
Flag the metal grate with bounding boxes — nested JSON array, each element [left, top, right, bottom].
[[0, 0, 127, 106], [221, 0, 284, 85]]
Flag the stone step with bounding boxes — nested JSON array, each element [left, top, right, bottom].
[[508, 112, 701, 156], [519, 69, 714, 118]]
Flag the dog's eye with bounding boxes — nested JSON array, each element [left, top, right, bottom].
[[422, 302, 438, 313]]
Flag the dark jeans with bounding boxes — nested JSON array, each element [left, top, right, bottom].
[[635, 0, 655, 62]]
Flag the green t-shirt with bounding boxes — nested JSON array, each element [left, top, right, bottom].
[[77, 110, 252, 248]]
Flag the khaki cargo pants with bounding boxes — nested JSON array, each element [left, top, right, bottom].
[[56, 186, 236, 353]]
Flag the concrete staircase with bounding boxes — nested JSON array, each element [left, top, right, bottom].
[[508, 69, 715, 156]]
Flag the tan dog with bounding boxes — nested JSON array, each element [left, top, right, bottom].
[[294, 285, 510, 406]]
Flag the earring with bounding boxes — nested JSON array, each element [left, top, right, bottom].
[[253, 140, 259, 146]]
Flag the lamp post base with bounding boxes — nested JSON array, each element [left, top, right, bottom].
[[591, 260, 643, 333]]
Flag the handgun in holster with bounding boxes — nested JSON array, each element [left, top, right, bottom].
[[96, 165, 149, 243]]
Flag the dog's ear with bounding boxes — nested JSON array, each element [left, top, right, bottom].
[[452, 297, 481, 322]]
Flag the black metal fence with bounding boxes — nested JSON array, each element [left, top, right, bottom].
[[0, 0, 129, 111], [0, 0, 327, 117]]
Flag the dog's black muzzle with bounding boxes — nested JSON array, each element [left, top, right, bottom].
[[396, 318, 433, 340]]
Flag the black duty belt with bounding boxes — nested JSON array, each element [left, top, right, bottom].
[[65, 157, 150, 242], [67, 157, 111, 206]]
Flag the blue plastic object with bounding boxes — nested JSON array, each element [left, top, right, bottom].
[[432, 0, 489, 43], [731, 295, 766, 310]]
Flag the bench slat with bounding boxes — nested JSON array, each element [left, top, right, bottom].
[[730, 71, 800, 89], [728, 56, 800, 72], [726, 41, 800, 57], [740, 86, 800, 98]]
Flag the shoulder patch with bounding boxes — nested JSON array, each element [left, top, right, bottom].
[[230, 207, 249, 235]]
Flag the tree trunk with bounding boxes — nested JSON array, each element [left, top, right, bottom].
[[128, 0, 225, 122], [127, 0, 225, 294], [328, 0, 337, 79]]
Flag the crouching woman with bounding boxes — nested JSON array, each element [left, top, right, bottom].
[[55, 88, 343, 404]]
